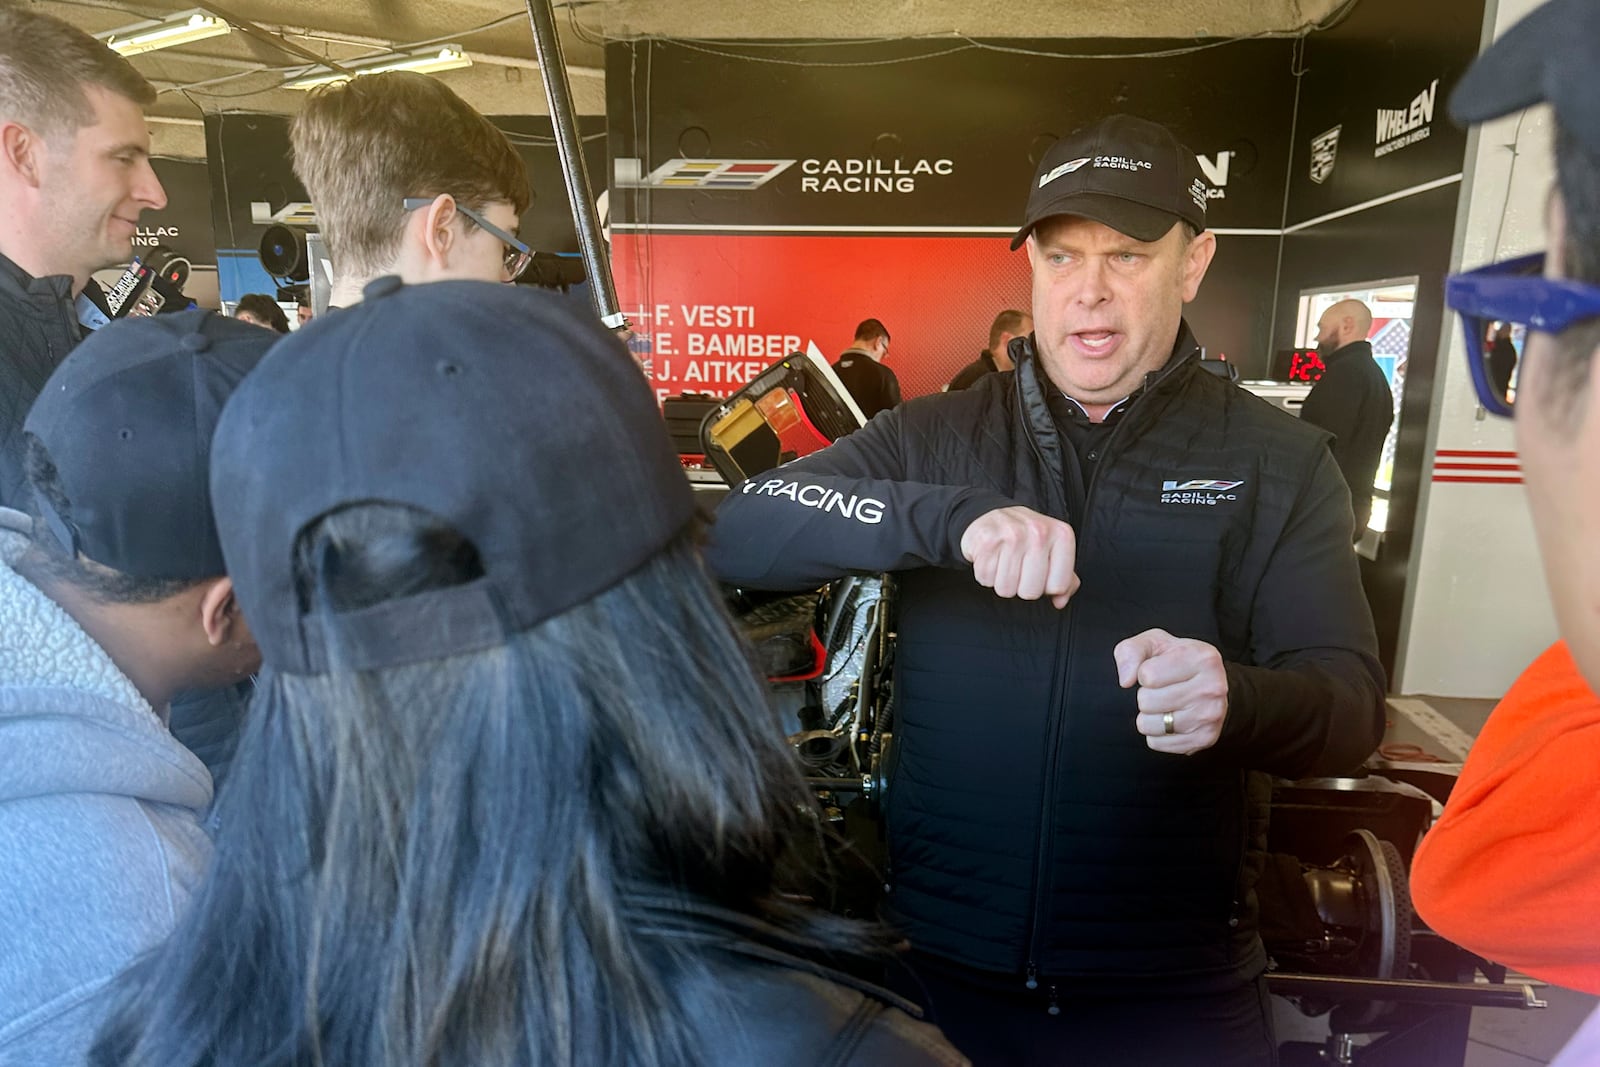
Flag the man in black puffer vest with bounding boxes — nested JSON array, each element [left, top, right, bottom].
[[0, 6, 168, 510], [706, 114, 1386, 1066]]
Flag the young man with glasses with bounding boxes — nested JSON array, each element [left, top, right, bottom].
[[1411, 0, 1600, 1062], [290, 71, 532, 307]]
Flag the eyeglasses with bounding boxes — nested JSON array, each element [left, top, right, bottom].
[[1446, 252, 1600, 417], [401, 197, 533, 282]]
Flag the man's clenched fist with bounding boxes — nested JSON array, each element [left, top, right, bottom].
[[960, 505, 1079, 609], [1114, 628, 1230, 755]]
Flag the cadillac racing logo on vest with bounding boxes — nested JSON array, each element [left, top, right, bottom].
[[1161, 478, 1244, 506]]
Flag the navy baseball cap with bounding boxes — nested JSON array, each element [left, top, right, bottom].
[[210, 277, 696, 675], [22, 310, 276, 580], [1449, 0, 1600, 158], [1013, 114, 1209, 249]]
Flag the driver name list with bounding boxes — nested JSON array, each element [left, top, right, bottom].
[[647, 303, 803, 398]]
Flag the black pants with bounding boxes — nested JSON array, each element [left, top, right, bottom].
[[893, 955, 1278, 1067]]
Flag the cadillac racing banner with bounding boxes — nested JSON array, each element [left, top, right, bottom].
[[608, 37, 1298, 396]]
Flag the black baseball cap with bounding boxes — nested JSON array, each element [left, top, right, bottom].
[[1012, 114, 1209, 249], [210, 277, 696, 676], [1449, 0, 1600, 158], [22, 310, 276, 580]]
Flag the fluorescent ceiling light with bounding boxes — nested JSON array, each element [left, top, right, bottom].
[[284, 46, 472, 90], [98, 10, 230, 56]]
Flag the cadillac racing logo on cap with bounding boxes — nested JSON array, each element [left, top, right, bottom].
[[1040, 157, 1092, 187]]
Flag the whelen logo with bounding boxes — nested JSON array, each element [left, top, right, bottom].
[[1161, 478, 1245, 506], [1375, 78, 1440, 158]]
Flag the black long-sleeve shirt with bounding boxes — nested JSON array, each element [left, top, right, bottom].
[[1298, 340, 1394, 538]]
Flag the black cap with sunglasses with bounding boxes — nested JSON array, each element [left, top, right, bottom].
[[1443, 0, 1600, 416]]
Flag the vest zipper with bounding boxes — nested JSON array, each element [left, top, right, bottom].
[[1019, 378, 1166, 989]]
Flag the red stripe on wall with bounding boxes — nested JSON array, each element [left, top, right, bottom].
[[1434, 462, 1521, 472], [1431, 475, 1524, 484], [1436, 449, 1519, 458]]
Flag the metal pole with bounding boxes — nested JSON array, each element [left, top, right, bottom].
[[522, 0, 628, 331], [1266, 973, 1548, 1010]]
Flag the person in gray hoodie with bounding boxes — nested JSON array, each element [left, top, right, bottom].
[[0, 309, 272, 1065]]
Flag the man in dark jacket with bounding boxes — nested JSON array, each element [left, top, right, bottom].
[[1299, 299, 1396, 538], [0, 6, 167, 509], [948, 310, 1031, 390], [834, 318, 902, 420], [705, 114, 1385, 1067], [1487, 321, 1519, 402]]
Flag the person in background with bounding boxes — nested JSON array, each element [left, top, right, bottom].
[[833, 317, 901, 420], [290, 71, 533, 307], [233, 293, 289, 334], [948, 310, 1032, 391], [0, 4, 167, 508], [1487, 320, 1519, 402], [0, 311, 269, 1064], [1298, 299, 1395, 539], [296, 298, 314, 327], [91, 280, 965, 1067], [1411, 2, 1600, 1062]]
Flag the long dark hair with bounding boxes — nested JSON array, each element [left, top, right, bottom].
[[93, 504, 870, 1066]]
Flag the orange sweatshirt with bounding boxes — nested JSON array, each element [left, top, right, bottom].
[[1411, 641, 1600, 995]]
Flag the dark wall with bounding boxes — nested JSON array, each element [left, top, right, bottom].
[[607, 37, 1298, 395], [142, 158, 217, 267], [203, 112, 606, 301], [1284, 0, 1482, 225], [610, 38, 1295, 231], [1274, 0, 1486, 678], [1191, 235, 1282, 375]]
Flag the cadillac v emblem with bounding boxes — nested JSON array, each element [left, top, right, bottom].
[[1310, 126, 1341, 185]]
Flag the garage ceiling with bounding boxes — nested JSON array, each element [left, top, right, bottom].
[[31, 0, 1352, 158]]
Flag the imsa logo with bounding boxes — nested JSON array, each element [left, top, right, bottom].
[[1161, 478, 1245, 506]]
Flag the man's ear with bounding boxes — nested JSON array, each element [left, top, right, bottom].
[[1181, 230, 1217, 303], [0, 121, 46, 188], [416, 194, 460, 268], [198, 576, 241, 648]]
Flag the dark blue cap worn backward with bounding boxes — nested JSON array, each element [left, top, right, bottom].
[[210, 278, 696, 676], [22, 309, 277, 580], [1449, 0, 1600, 159]]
